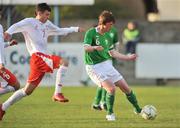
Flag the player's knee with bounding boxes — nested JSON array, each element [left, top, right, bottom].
[[108, 86, 115, 94], [23, 88, 32, 95], [25, 90, 33, 95], [23, 83, 37, 95]]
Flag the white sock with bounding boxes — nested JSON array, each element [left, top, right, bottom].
[[55, 66, 68, 94], [0, 85, 15, 95], [2, 89, 27, 111]]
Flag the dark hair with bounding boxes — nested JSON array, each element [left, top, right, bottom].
[[35, 3, 51, 13], [98, 10, 115, 25]]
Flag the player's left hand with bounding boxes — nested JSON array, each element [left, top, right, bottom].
[[127, 53, 137, 60], [78, 27, 85, 32], [9, 39, 18, 46]]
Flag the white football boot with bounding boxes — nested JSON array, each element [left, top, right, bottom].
[[106, 113, 116, 121]]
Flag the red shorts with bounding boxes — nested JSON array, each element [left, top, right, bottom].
[[28, 52, 61, 86], [0, 67, 18, 85]]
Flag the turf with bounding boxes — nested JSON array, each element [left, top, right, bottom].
[[0, 86, 179, 128]]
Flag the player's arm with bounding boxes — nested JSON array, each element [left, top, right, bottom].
[[84, 44, 103, 52], [4, 31, 18, 48], [109, 49, 137, 61], [0, 43, 5, 70], [4, 39, 18, 48], [83, 28, 103, 52], [47, 21, 84, 36], [4, 18, 30, 41], [0, 25, 5, 69]]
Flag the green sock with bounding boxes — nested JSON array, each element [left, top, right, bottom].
[[106, 93, 115, 114], [126, 91, 142, 113], [93, 87, 102, 105], [100, 88, 107, 104]]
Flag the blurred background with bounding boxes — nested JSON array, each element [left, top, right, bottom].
[[1, 0, 180, 86]]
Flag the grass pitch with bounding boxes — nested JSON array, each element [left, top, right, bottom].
[[0, 85, 180, 128]]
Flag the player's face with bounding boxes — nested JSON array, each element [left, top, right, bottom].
[[102, 22, 113, 32], [38, 10, 51, 23]]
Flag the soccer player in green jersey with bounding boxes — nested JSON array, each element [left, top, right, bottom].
[[83, 10, 142, 121], [92, 25, 118, 111]]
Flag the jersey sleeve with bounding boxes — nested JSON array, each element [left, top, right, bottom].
[[0, 25, 5, 64], [109, 27, 119, 51], [113, 29, 119, 44], [0, 25, 4, 43], [47, 21, 79, 36], [6, 18, 31, 35], [84, 29, 93, 46]]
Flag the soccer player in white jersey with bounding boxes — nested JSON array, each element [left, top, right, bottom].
[[0, 3, 83, 120], [0, 24, 20, 96]]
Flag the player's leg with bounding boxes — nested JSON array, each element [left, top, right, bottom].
[[0, 70, 44, 120], [0, 82, 36, 120], [80, 77, 91, 86], [85, 66, 104, 110], [0, 67, 20, 95], [92, 86, 103, 110], [101, 80, 116, 121], [86, 61, 116, 121], [115, 79, 142, 113], [100, 88, 107, 110], [53, 57, 69, 102], [92, 87, 107, 110]]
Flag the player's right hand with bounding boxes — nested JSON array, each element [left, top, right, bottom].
[[94, 46, 104, 51]]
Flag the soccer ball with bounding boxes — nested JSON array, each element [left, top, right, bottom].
[[141, 105, 157, 120]]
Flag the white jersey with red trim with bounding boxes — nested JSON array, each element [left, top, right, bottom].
[[6, 18, 79, 55], [0, 24, 5, 64]]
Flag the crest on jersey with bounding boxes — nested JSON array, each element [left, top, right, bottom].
[[109, 32, 114, 38], [105, 39, 109, 45]]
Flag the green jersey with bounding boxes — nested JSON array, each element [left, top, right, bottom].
[[84, 26, 118, 65]]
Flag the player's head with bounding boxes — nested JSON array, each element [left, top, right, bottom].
[[35, 3, 51, 23], [98, 10, 115, 32]]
